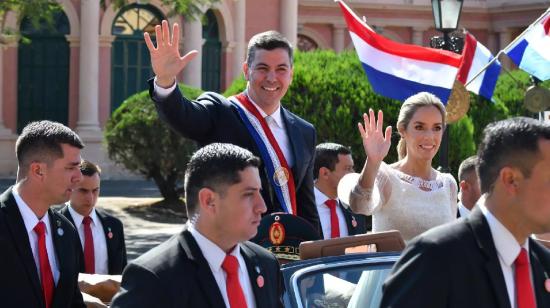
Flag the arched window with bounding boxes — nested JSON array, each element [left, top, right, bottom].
[[297, 34, 318, 52], [202, 10, 221, 92], [111, 4, 163, 112], [17, 11, 70, 132]]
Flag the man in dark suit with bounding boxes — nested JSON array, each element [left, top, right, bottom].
[[143, 20, 320, 234], [0, 120, 85, 308], [59, 160, 127, 275], [381, 117, 550, 308], [313, 143, 368, 239], [111, 143, 282, 307]]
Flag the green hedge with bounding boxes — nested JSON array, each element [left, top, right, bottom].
[[104, 84, 202, 208]]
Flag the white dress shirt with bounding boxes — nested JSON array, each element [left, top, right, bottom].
[[479, 198, 534, 308], [153, 79, 294, 167], [67, 205, 109, 274], [188, 224, 256, 308], [457, 201, 471, 218], [314, 186, 349, 239], [12, 188, 60, 285]]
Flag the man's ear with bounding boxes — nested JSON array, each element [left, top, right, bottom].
[[29, 162, 45, 179], [459, 180, 468, 193], [198, 187, 217, 214], [242, 62, 249, 81], [499, 167, 522, 194], [318, 166, 331, 179]]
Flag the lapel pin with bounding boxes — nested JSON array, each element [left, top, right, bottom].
[[256, 275, 264, 288], [57, 227, 64, 236], [107, 227, 113, 239], [545, 279, 550, 293], [56, 220, 62, 227], [351, 216, 357, 228]]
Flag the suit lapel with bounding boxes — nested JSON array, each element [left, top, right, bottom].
[[281, 108, 304, 184], [240, 243, 268, 308], [467, 209, 512, 308], [96, 210, 115, 273], [338, 200, 355, 236], [529, 239, 550, 307], [1, 189, 45, 306], [178, 228, 225, 308], [50, 209, 70, 304]]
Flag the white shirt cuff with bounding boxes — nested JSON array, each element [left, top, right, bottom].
[[153, 76, 177, 99]]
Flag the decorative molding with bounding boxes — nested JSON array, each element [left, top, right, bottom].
[[65, 35, 80, 47], [298, 27, 329, 49], [99, 35, 116, 47]]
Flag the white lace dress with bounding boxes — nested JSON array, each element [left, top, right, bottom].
[[349, 162, 458, 242]]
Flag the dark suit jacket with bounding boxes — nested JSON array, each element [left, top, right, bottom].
[[381, 208, 550, 308], [111, 225, 283, 308], [319, 199, 368, 239], [59, 205, 128, 275], [0, 188, 85, 308], [149, 80, 320, 234]]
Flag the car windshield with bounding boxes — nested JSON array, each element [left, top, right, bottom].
[[292, 261, 393, 308]]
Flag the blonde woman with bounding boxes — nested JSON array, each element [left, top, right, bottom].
[[343, 92, 457, 241]]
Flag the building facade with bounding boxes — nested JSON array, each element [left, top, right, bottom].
[[0, 0, 548, 178]]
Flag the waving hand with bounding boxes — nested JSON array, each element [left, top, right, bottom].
[[358, 109, 393, 163], [144, 20, 198, 88]]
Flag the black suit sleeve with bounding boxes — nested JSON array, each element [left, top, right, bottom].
[[380, 238, 449, 308], [295, 127, 320, 234], [111, 263, 171, 308], [150, 79, 224, 143]]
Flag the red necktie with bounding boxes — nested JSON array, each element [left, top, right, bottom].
[[82, 216, 95, 274], [34, 221, 54, 308], [515, 248, 536, 308], [325, 199, 340, 238], [222, 255, 247, 308]]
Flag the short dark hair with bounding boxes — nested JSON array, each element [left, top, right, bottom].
[[16, 120, 84, 172], [184, 143, 261, 216], [458, 156, 477, 182], [246, 30, 293, 68], [80, 160, 101, 177], [314, 143, 352, 179], [477, 117, 550, 194]]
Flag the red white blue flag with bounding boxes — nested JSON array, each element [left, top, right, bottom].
[[338, 0, 462, 103], [457, 32, 501, 100], [505, 10, 550, 81]]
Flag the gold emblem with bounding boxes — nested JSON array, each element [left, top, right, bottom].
[[269, 222, 285, 245], [273, 167, 289, 186]]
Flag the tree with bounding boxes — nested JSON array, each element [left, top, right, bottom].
[[105, 84, 203, 213], [0, 0, 219, 41]]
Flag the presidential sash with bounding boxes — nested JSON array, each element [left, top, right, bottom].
[[228, 93, 297, 215]]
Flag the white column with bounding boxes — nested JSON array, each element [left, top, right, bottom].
[[280, 0, 298, 47], [332, 24, 346, 53], [412, 27, 426, 46], [182, 18, 203, 88], [77, 0, 101, 135], [233, 0, 246, 79]]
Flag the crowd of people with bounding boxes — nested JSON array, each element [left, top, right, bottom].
[[1, 19, 549, 308]]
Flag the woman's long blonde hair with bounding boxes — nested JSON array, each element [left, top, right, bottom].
[[396, 92, 446, 160]]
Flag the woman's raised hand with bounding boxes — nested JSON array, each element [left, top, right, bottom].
[[358, 109, 392, 163]]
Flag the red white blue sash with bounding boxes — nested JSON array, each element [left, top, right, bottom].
[[228, 93, 297, 215]]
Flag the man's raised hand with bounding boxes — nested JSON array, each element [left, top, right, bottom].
[[144, 20, 198, 88]]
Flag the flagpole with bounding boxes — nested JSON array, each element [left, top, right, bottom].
[[501, 8, 550, 53], [464, 50, 503, 87], [465, 8, 550, 87]]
